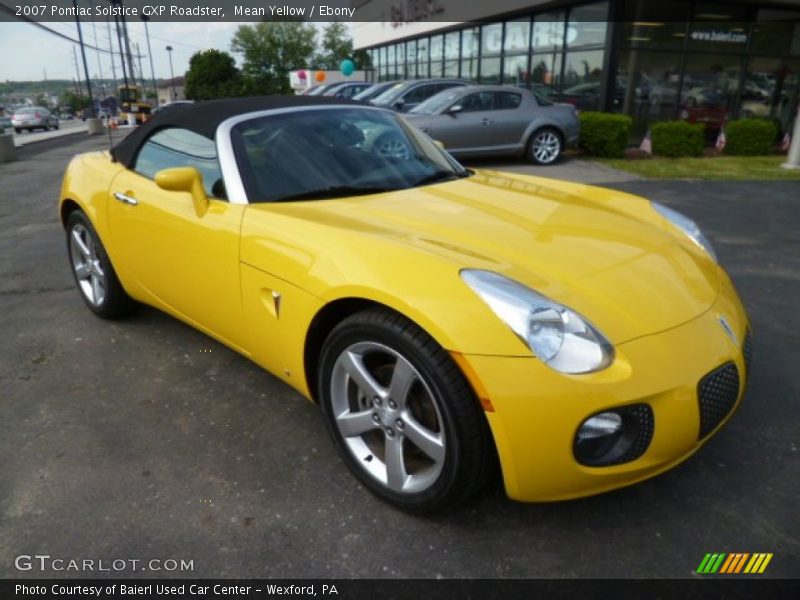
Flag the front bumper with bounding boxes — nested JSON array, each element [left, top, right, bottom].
[[463, 270, 750, 502]]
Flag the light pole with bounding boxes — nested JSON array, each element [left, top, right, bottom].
[[166, 45, 177, 102], [141, 15, 158, 104]]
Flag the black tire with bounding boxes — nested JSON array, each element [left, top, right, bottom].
[[54, 122, 60, 130], [14, 128, 21, 134], [318, 308, 495, 512], [526, 127, 563, 165], [66, 210, 135, 319]]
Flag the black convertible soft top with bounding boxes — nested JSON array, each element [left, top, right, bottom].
[[111, 95, 358, 169]]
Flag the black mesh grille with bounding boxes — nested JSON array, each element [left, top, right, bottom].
[[697, 362, 740, 440], [608, 404, 654, 465], [743, 329, 753, 376]]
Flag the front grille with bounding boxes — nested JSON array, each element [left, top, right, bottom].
[[697, 362, 740, 440], [743, 329, 753, 377]]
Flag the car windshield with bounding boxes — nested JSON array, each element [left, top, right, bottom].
[[16, 108, 38, 115], [231, 107, 470, 203], [409, 89, 464, 115], [371, 82, 410, 106], [352, 83, 385, 101]]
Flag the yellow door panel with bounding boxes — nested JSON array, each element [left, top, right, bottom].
[[107, 168, 246, 349]]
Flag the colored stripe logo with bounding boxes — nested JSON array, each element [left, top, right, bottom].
[[697, 553, 773, 574]]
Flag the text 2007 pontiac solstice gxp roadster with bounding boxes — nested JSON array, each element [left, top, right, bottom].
[[59, 97, 751, 511]]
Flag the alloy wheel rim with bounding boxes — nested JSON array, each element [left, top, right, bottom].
[[69, 224, 106, 307], [533, 132, 560, 164], [330, 341, 446, 494]]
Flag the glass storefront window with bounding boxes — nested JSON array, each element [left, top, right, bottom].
[[532, 12, 565, 53], [680, 53, 742, 138], [430, 35, 443, 77], [387, 44, 395, 67], [461, 57, 479, 82], [482, 23, 503, 56], [619, 0, 690, 50], [480, 57, 502, 84], [430, 35, 443, 62], [530, 53, 562, 89], [444, 60, 459, 77], [462, 27, 480, 58], [561, 49, 607, 110], [615, 49, 683, 139], [445, 31, 460, 60], [688, 3, 749, 54], [505, 18, 531, 54], [503, 54, 530, 87], [740, 56, 800, 135], [406, 39, 417, 79], [752, 10, 800, 57], [567, 2, 609, 49]]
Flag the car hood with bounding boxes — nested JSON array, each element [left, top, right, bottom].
[[245, 171, 719, 344]]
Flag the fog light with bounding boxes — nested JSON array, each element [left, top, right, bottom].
[[573, 404, 654, 467], [577, 412, 622, 441]]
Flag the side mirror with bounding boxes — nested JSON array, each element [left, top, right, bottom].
[[447, 104, 463, 115], [393, 99, 405, 110], [155, 167, 209, 217]]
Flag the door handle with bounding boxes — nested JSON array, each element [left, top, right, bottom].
[[113, 192, 138, 206], [481, 118, 493, 125]]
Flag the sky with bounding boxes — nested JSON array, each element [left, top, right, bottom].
[[0, 20, 244, 83]]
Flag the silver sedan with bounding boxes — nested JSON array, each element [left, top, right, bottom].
[[405, 85, 579, 165]]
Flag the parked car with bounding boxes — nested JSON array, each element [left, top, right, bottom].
[[151, 100, 194, 115], [302, 84, 331, 96], [59, 96, 750, 512], [11, 106, 59, 133], [352, 81, 401, 103], [370, 79, 470, 112], [406, 85, 579, 165], [322, 81, 373, 99]]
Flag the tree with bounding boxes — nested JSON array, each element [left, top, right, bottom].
[[231, 22, 316, 96], [185, 49, 242, 100], [58, 90, 90, 114], [315, 23, 352, 70], [314, 23, 372, 71]]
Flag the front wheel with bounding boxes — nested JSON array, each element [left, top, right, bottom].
[[318, 308, 495, 512], [527, 128, 563, 165], [66, 210, 135, 319], [14, 128, 21, 134]]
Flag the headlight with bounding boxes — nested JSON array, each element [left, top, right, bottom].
[[461, 270, 614, 374], [652, 202, 717, 262]]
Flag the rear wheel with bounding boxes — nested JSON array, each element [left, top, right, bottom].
[[14, 128, 21, 134], [527, 128, 563, 165], [66, 210, 135, 319], [318, 308, 495, 512]]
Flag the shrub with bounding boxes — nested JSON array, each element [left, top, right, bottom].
[[650, 121, 705, 157], [578, 112, 632, 158], [724, 118, 778, 156]]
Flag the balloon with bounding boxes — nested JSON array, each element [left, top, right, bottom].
[[315, 71, 326, 83], [340, 59, 355, 77], [297, 70, 307, 80]]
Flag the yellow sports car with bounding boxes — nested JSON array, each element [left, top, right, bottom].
[[59, 97, 751, 511]]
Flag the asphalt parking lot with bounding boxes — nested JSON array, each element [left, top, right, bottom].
[[0, 134, 797, 579]]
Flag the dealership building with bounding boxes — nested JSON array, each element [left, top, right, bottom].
[[353, 0, 800, 141]]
